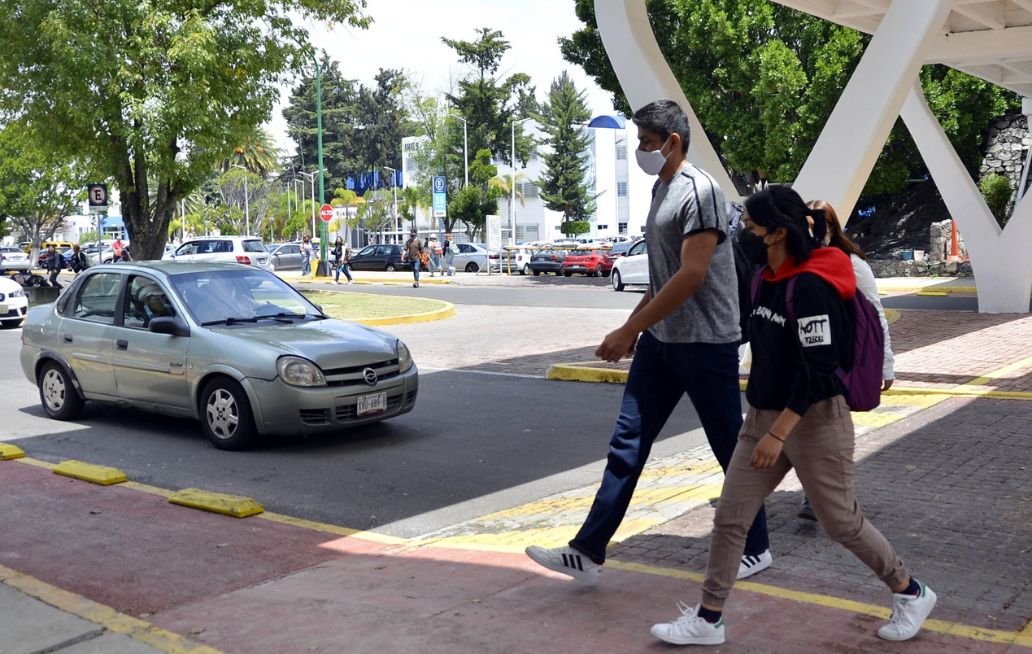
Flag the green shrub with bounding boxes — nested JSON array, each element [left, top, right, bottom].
[[979, 174, 1012, 228], [561, 219, 590, 236]]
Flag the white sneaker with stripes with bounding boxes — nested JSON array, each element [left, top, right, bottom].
[[737, 549, 773, 579], [525, 545, 602, 584]]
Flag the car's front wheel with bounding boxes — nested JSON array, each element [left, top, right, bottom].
[[594, 264, 604, 277], [386, 263, 397, 272], [563, 271, 572, 277], [200, 377, 257, 451], [612, 269, 625, 292], [38, 361, 83, 420]]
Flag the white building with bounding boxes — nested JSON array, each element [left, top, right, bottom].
[[401, 115, 659, 244]]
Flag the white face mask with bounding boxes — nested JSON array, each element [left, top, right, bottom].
[[635, 137, 672, 176]]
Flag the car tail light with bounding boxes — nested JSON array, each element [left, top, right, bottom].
[[550, 255, 557, 261], [235, 255, 252, 265], [489, 253, 499, 259]]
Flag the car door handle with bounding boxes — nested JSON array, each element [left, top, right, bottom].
[[116, 339, 128, 350], [63, 335, 73, 343]]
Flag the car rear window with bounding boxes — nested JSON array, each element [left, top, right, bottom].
[[243, 239, 266, 253]]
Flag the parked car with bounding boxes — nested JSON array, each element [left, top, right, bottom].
[[0, 246, 32, 273], [610, 239, 649, 291], [560, 248, 612, 278], [528, 248, 569, 276], [348, 244, 409, 271], [452, 242, 490, 273], [168, 236, 269, 268], [602, 239, 639, 272], [87, 245, 116, 266], [0, 276, 29, 328], [496, 246, 535, 275], [265, 242, 304, 272], [20, 261, 418, 450]]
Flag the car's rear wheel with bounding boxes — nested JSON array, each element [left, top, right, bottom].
[[521, 264, 530, 276], [385, 264, 396, 272], [200, 377, 256, 451], [465, 262, 479, 273], [612, 269, 625, 292], [533, 269, 540, 276], [594, 264, 604, 277], [563, 271, 572, 277], [38, 361, 83, 420]]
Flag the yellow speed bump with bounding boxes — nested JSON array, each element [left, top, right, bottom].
[[916, 290, 950, 297], [0, 443, 26, 460], [53, 460, 127, 485], [169, 488, 264, 518]]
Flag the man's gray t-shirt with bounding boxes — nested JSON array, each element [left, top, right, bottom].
[[645, 163, 740, 344]]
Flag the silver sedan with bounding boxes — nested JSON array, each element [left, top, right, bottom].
[[20, 261, 418, 450]]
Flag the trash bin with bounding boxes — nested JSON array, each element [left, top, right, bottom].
[[913, 249, 926, 262], [900, 249, 914, 261]]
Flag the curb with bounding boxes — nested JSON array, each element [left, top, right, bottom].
[[351, 301, 456, 327], [168, 488, 264, 518], [0, 443, 26, 460], [53, 460, 128, 485]]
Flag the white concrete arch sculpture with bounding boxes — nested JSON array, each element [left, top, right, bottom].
[[594, 0, 1031, 313]]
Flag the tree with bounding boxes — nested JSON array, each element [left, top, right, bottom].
[[0, 124, 90, 264], [446, 149, 502, 238], [284, 64, 412, 192], [560, 0, 1019, 196], [535, 72, 597, 230], [0, 0, 369, 260]]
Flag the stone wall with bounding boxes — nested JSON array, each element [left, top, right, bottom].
[[979, 114, 1031, 208], [869, 258, 973, 278]]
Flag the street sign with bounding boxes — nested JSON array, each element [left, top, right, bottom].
[[432, 176, 447, 219], [87, 183, 108, 209], [319, 204, 334, 223]]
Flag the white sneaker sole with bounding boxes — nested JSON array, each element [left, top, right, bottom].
[[525, 547, 600, 585], [650, 625, 725, 646]]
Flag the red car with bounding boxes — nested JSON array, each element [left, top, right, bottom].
[[560, 248, 612, 277]]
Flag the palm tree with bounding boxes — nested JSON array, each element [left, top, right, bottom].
[[220, 128, 280, 177]]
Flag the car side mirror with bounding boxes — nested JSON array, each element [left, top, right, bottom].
[[149, 316, 190, 337]]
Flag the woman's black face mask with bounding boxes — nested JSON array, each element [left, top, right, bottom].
[[738, 226, 768, 267]]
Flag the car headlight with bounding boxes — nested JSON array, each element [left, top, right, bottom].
[[8, 289, 25, 298], [277, 356, 326, 387], [397, 340, 413, 373]]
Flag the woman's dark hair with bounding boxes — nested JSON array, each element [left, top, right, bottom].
[[334, 236, 343, 245], [743, 186, 827, 263], [632, 100, 690, 154], [807, 200, 866, 260]]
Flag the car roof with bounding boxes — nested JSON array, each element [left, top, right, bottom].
[[85, 260, 268, 278]]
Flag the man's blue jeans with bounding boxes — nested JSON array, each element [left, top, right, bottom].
[[570, 331, 769, 564], [411, 258, 421, 283]]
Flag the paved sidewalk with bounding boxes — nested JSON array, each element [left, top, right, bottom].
[[3, 292, 1031, 652]]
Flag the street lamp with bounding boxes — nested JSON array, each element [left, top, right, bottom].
[[230, 164, 250, 236], [383, 166, 400, 237], [510, 117, 533, 247], [446, 112, 469, 187], [297, 170, 317, 244]]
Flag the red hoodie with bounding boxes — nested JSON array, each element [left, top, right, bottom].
[[762, 247, 856, 301]]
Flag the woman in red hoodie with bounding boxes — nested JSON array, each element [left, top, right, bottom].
[[650, 186, 936, 647]]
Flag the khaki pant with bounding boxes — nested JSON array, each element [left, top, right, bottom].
[[702, 396, 910, 609]]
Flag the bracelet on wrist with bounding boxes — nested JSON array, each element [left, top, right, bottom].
[[767, 431, 786, 443]]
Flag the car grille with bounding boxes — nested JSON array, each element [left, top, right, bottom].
[[323, 359, 400, 387]]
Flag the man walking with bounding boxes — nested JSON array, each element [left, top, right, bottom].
[[44, 244, 64, 288], [402, 228, 423, 288], [69, 243, 89, 274], [525, 99, 771, 583]]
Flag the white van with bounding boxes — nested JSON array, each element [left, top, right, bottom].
[[168, 236, 269, 268]]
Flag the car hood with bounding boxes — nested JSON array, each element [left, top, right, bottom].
[[213, 319, 398, 368]]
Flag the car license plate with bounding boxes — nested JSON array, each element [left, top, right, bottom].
[[356, 391, 387, 416]]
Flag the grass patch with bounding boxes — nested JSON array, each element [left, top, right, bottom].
[[302, 290, 448, 321]]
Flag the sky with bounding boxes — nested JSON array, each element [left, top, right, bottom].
[[265, 0, 618, 154]]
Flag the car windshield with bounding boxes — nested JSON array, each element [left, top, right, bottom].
[[169, 268, 324, 326]]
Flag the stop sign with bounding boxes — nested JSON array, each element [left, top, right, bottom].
[[319, 204, 334, 222]]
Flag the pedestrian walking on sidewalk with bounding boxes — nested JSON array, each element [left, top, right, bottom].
[[525, 99, 772, 585], [332, 237, 353, 284], [301, 236, 313, 277], [69, 243, 89, 275], [443, 233, 457, 276], [44, 244, 63, 288], [427, 235, 442, 277], [797, 199, 896, 522], [402, 228, 424, 288], [649, 186, 936, 647]]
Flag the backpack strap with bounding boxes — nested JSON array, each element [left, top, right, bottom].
[[749, 267, 765, 306], [784, 276, 797, 324]]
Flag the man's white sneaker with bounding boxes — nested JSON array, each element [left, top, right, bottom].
[[651, 602, 726, 646], [524, 545, 601, 584], [878, 582, 937, 641], [737, 549, 772, 580]]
